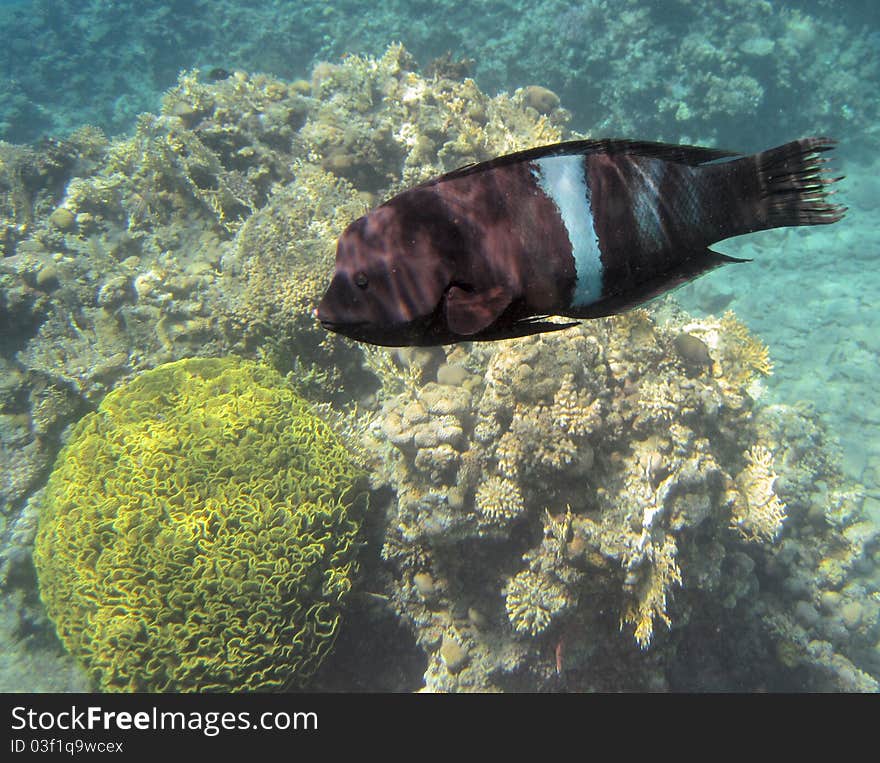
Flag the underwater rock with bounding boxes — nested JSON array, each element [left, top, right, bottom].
[[48, 207, 76, 231], [436, 363, 469, 387], [95, 275, 132, 308], [740, 37, 775, 57], [440, 634, 469, 674], [840, 601, 863, 630], [522, 85, 561, 114]]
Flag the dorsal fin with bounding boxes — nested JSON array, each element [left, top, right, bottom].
[[429, 138, 741, 186]]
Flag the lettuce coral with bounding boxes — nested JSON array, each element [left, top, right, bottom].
[[33, 356, 366, 692]]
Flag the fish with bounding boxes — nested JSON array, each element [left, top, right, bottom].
[[316, 137, 844, 346]]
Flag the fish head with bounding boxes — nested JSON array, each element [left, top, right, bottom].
[[317, 206, 453, 346]]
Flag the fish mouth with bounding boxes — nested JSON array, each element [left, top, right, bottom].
[[313, 305, 364, 333], [319, 315, 434, 347], [319, 319, 367, 332]]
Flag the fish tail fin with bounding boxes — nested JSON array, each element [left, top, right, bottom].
[[701, 137, 846, 242], [752, 137, 846, 228]]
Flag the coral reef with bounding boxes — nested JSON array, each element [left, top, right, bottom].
[[748, 403, 880, 690], [0, 45, 876, 693], [34, 357, 367, 692], [1, 43, 569, 407], [372, 307, 880, 690], [224, 43, 569, 387]]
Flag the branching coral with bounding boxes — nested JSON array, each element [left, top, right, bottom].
[[505, 568, 575, 637], [732, 445, 787, 542], [719, 310, 774, 383], [475, 475, 524, 525], [362, 346, 425, 398]]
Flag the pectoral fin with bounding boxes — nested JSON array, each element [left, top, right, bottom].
[[444, 285, 512, 336]]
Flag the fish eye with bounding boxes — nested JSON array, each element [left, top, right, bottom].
[[354, 271, 369, 289]]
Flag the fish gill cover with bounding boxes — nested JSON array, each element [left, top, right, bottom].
[[0, 10, 877, 692]]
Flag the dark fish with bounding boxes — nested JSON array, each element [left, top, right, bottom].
[[207, 67, 232, 81], [317, 137, 844, 346]]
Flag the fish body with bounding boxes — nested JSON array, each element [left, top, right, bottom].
[[317, 137, 844, 346]]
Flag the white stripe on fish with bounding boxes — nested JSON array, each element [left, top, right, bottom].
[[531, 155, 603, 307]]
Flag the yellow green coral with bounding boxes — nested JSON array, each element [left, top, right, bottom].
[[719, 311, 774, 383], [34, 357, 366, 692], [622, 536, 683, 649]]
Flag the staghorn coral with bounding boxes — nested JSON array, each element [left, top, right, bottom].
[[719, 310, 774, 381], [362, 346, 426, 398], [69, 64, 307, 239], [34, 357, 366, 692]]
